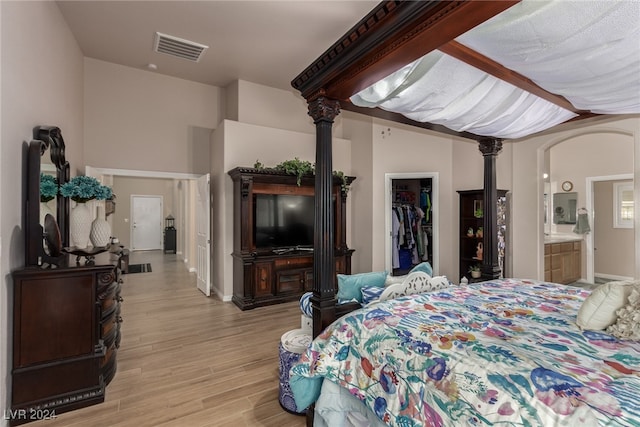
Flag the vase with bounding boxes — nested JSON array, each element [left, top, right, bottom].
[[70, 202, 92, 248], [90, 206, 112, 247]]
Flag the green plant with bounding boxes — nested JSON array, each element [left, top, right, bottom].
[[254, 158, 351, 193], [469, 264, 481, 272], [40, 173, 58, 202], [60, 176, 112, 203], [274, 158, 314, 186]]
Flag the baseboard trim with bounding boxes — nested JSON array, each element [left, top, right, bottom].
[[595, 272, 634, 281], [212, 286, 233, 302]]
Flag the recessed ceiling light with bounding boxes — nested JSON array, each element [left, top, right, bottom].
[[147, 63, 158, 71]]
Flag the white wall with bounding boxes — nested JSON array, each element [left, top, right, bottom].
[[594, 180, 634, 278], [210, 121, 226, 300], [549, 134, 632, 234], [343, 112, 374, 272], [1, 0, 85, 421], [236, 80, 315, 135], [83, 58, 223, 174], [349, 118, 513, 282], [511, 116, 640, 281]]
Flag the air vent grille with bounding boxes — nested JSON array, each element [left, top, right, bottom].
[[154, 32, 208, 62]]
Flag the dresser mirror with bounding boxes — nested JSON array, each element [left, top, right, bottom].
[[25, 126, 70, 266]]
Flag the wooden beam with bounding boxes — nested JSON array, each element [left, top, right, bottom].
[[439, 40, 585, 114], [293, 1, 519, 101]]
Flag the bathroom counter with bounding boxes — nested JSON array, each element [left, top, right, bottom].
[[544, 234, 583, 244]]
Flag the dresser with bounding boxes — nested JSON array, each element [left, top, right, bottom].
[[11, 250, 124, 425]]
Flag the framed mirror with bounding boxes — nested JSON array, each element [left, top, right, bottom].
[[25, 126, 70, 266], [553, 192, 577, 225]]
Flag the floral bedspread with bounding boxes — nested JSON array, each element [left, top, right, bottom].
[[290, 279, 640, 426]]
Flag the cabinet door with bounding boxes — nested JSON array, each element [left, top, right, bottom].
[[254, 263, 273, 297], [276, 269, 305, 294], [560, 252, 574, 283], [550, 252, 563, 283]]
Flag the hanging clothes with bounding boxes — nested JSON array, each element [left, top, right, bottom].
[[392, 208, 401, 269], [392, 204, 430, 267]]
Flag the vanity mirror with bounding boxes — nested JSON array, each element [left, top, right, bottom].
[[553, 192, 578, 225], [25, 126, 70, 266]]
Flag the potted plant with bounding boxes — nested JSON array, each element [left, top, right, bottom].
[[60, 176, 113, 247], [254, 158, 352, 193], [60, 175, 112, 204], [39, 173, 58, 223], [469, 264, 482, 279], [40, 173, 58, 203]]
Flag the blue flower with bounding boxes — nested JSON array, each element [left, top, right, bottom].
[[426, 357, 447, 380], [373, 396, 387, 419], [60, 175, 112, 203], [335, 345, 349, 361], [530, 367, 583, 393], [40, 173, 58, 202]]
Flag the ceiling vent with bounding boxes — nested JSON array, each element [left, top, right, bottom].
[[153, 32, 208, 62]]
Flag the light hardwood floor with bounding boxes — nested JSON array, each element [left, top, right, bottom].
[[33, 251, 306, 427]]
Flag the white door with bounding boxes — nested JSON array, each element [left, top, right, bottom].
[[131, 195, 163, 250], [196, 174, 211, 296]]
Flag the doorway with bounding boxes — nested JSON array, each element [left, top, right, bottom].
[[385, 172, 439, 276], [86, 167, 212, 297], [131, 195, 163, 250], [586, 174, 634, 283]]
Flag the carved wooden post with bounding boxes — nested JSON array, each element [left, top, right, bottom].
[[308, 95, 340, 338], [479, 138, 503, 280]]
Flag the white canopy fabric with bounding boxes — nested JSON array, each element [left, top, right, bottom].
[[350, 0, 640, 139]]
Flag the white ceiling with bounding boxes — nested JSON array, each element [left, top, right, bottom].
[[56, 0, 379, 93]]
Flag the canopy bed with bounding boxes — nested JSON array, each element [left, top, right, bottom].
[[289, 0, 640, 425]]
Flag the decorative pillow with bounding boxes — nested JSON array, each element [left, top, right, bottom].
[[361, 286, 385, 305], [427, 276, 451, 291], [384, 274, 408, 286], [337, 271, 387, 303], [299, 292, 313, 317], [606, 287, 640, 340], [576, 280, 636, 331], [409, 261, 433, 277]]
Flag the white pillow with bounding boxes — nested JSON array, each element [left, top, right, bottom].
[[384, 274, 408, 286], [576, 281, 637, 330], [606, 287, 640, 340]]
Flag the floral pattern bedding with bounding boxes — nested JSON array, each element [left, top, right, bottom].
[[290, 279, 640, 426]]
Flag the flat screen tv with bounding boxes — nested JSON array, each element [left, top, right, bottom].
[[254, 194, 314, 249]]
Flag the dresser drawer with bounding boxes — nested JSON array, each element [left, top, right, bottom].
[[274, 256, 312, 269], [551, 242, 574, 254]]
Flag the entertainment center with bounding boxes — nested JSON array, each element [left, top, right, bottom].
[[228, 166, 355, 310]]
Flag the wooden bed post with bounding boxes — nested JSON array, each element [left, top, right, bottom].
[[308, 94, 340, 338], [479, 138, 503, 280]]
